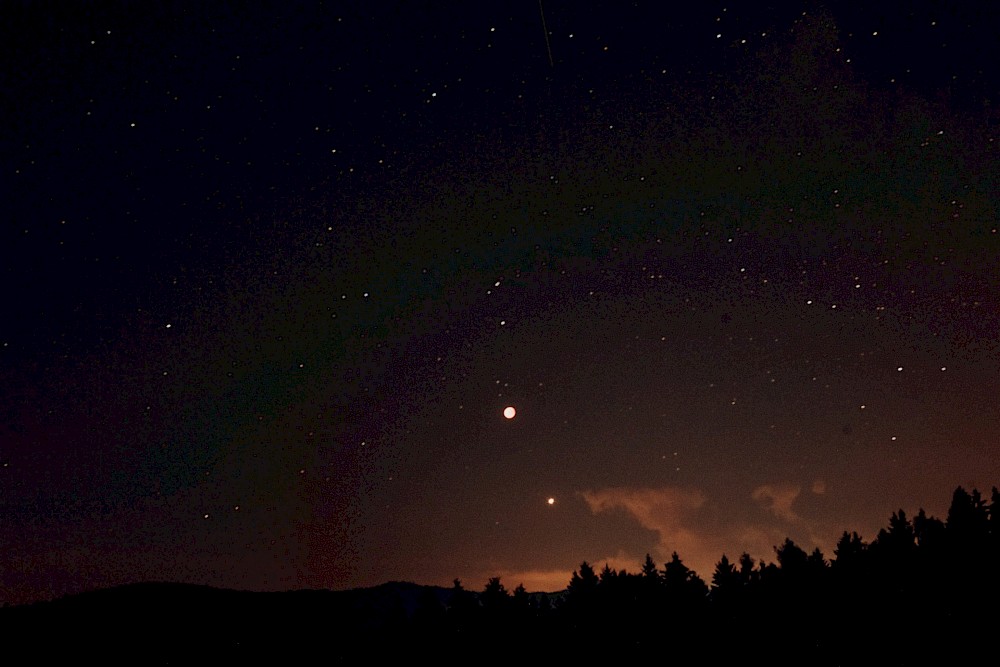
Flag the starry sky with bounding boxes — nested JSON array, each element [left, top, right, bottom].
[[2, 1, 999, 605]]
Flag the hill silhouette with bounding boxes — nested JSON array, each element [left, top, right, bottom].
[[4, 485, 998, 664]]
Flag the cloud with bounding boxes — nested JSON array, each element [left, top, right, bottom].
[[572, 483, 839, 581], [580, 486, 705, 547], [751, 483, 834, 554], [751, 484, 802, 523], [578, 486, 712, 573]]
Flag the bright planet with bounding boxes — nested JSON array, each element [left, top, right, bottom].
[[503, 406, 516, 419]]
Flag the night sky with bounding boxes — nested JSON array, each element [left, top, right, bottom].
[[3, 1, 999, 606]]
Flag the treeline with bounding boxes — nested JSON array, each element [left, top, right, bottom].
[[5, 486, 998, 664], [402, 486, 1000, 664]]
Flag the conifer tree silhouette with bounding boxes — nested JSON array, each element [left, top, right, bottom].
[[662, 552, 708, 609], [480, 577, 510, 612], [946, 486, 990, 557], [737, 552, 759, 586], [447, 578, 479, 636], [511, 583, 530, 614], [641, 553, 659, 581], [710, 554, 739, 598], [913, 509, 946, 550], [566, 561, 599, 601], [774, 538, 809, 575]]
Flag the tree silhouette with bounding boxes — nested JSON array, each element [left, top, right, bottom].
[[511, 583, 530, 611], [709, 554, 743, 618], [872, 509, 916, 571], [563, 560, 600, 636], [447, 578, 479, 634], [480, 577, 510, 613], [662, 552, 708, 609], [990, 487, 1000, 561], [509, 583, 540, 636], [946, 486, 990, 557], [598, 562, 617, 586], [737, 552, 759, 587], [641, 553, 659, 581], [774, 538, 809, 575], [833, 531, 866, 566], [913, 509, 946, 551], [711, 554, 738, 589], [478, 576, 513, 637], [566, 561, 599, 602], [989, 487, 1000, 533]]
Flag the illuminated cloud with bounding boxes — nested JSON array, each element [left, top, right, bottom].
[[580, 487, 705, 546], [551, 483, 842, 582], [751, 483, 833, 555], [751, 484, 802, 523], [579, 486, 712, 573]]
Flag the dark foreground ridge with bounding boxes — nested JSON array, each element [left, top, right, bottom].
[[4, 485, 999, 665]]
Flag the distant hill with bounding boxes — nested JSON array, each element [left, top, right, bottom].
[[6, 485, 1000, 664], [0, 580, 479, 664]]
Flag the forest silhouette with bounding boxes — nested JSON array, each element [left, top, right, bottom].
[[421, 486, 1000, 664], [4, 485, 998, 664]]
